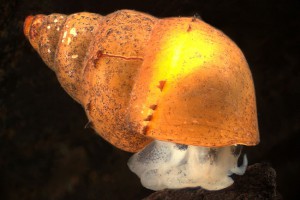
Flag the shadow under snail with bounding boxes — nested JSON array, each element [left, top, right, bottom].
[[24, 9, 259, 191]]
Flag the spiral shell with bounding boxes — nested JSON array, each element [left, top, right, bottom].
[[24, 10, 259, 152]]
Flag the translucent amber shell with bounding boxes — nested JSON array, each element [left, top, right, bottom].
[[24, 10, 259, 152]]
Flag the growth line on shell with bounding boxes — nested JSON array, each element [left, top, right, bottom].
[[96, 51, 144, 61]]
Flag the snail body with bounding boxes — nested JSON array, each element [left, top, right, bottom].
[[24, 10, 259, 191]]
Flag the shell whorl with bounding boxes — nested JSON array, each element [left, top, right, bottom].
[[24, 10, 158, 152], [24, 14, 67, 70], [24, 13, 102, 103]]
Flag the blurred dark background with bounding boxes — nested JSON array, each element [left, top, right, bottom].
[[0, 0, 299, 199]]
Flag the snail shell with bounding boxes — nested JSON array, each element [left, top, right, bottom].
[[24, 10, 259, 152]]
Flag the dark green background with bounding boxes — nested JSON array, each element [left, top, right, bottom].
[[1, 0, 299, 199]]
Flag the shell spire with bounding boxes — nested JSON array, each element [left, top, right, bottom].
[[24, 13, 103, 103]]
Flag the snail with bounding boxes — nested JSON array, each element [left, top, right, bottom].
[[24, 10, 259, 191]]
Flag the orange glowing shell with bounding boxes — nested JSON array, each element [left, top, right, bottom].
[[24, 10, 259, 152]]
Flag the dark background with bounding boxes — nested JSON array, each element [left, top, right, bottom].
[[0, 0, 299, 199]]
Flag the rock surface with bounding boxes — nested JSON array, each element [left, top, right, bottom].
[[145, 163, 281, 200]]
